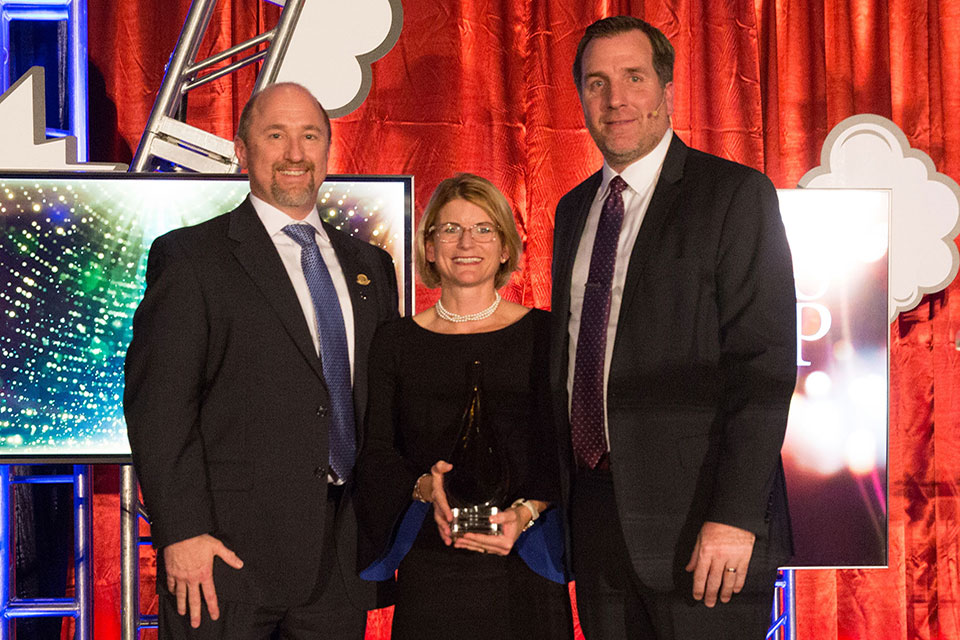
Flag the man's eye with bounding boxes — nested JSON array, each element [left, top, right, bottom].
[[590, 79, 605, 89], [630, 75, 641, 83]]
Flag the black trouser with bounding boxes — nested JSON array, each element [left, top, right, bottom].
[[570, 468, 776, 640], [159, 487, 366, 640]]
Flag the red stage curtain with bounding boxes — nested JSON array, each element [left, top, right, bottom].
[[72, 1, 960, 638]]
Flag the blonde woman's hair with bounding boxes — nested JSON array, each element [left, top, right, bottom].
[[416, 173, 521, 290]]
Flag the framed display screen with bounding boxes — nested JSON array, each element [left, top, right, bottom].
[[779, 188, 890, 568], [0, 173, 412, 462]]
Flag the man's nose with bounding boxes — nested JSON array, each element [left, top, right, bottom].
[[605, 81, 626, 109], [284, 137, 305, 161]]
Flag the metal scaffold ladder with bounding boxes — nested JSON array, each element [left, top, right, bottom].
[[129, 0, 305, 173]]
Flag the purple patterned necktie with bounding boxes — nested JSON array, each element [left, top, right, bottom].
[[570, 176, 628, 469], [284, 224, 356, 483]]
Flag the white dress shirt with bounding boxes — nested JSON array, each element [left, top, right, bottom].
[[250, 194, 356, 382], [567, 129, 673, 446]]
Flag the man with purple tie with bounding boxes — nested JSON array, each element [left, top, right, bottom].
[[549, 16, 797, 639]]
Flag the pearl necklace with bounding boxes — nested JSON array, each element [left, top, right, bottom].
[[435, 292, 502, 323]]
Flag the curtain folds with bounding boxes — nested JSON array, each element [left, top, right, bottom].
[[77, 1, 960, 638]]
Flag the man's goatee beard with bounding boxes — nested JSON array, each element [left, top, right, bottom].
[[271, 180, 316, 208]]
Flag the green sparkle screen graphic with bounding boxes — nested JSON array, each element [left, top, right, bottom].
[[0, 175, 410, 460]]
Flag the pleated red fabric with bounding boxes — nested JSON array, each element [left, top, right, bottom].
[[66, 1, 960, 638]]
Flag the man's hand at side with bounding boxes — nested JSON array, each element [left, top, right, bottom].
[[164, 534, 243, 628], [684, 521, 756, 607]]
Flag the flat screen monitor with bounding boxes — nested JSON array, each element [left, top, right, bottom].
[[0, 173, 412, 462], [779, 188, 889, 568]]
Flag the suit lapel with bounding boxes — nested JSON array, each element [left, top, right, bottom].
[[227, 198, 325, 381], [323, 222, 376, 446], [322, 221, 377, 365], [554, 171, 603, 319], [615, 136, 687, 331], [551, 171, 602, 445]]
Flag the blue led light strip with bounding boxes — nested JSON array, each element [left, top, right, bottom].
[[0, 464, 92, 638]]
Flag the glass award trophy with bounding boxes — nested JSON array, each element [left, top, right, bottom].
[[445, 360, 510, 538]]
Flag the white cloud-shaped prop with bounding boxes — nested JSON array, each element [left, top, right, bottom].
[[799, 115, 960, 321], [273, 0, 402, 117], [0, 67, 126, 172]]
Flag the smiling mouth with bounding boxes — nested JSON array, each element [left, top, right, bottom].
[[452, 257, 482, 264], [275, 164, 312, 176]]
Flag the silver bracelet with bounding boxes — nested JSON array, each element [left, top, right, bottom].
[[511, 498, 540, 531]]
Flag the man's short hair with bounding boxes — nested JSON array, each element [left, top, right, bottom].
[[416, 173, 522, 290], [235, 82, 332, 144], [572, 16, 675, 92]]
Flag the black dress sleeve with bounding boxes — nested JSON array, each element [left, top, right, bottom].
[[356, 320, 423, 569]]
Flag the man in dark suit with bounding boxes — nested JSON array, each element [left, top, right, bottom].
[[549, 17, 797, 639], [124, 82, 398, 639]]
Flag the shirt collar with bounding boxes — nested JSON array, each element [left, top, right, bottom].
[[598, 128, 673, 199], [249, 193, 329, 245]]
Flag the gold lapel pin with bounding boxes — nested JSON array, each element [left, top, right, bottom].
[[356, 274, 371, 285]]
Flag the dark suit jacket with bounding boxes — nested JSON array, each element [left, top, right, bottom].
[[550, 135, 796, 592], [124, 196, 399, 608]]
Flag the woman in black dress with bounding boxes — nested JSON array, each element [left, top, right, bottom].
[[357, 173, 573, 639]]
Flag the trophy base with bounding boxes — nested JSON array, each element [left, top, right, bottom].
[[450, 505, 501, 538]]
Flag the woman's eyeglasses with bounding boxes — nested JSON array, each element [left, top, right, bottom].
[[429, 222, 500, 243]]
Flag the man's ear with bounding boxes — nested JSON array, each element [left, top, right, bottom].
[[234, 138, 248, 170], [663, 81, 675, 118]]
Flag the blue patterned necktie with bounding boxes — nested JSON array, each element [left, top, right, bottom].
[[570, 176, 628, 469], [283, 224, 356, 482]]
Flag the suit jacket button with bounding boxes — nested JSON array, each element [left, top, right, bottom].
[[317, 406, 328, 417], [314, 465, 327, 478]]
